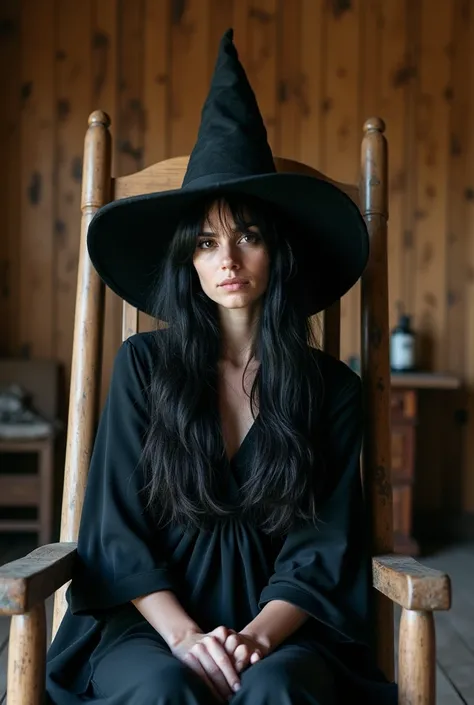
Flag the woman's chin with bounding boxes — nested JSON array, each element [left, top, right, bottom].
[[215, 292, 263, 311]]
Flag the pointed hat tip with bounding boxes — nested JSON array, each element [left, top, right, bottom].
[[220, 27, 239, 60]]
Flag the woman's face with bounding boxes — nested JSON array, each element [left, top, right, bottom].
[[192, 200, 270, 311]]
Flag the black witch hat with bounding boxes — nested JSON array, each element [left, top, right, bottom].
[[87, 28, 369, 318]]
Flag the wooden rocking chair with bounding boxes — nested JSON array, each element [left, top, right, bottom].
[[0, 110, 451, 705]]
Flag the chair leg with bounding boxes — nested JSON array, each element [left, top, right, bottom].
[[398, 608, 436, 705], [7, 602, 46, 705]]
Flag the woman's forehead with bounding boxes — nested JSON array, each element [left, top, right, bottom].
[[201, 199, 256, 234]]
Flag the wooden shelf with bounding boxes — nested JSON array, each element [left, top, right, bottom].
[[0, 520, 40, 531], [391, 372, 461, 390], [0, 437, 52, 452]]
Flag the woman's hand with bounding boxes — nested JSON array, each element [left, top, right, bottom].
[[224, 631, 268, 673], [170, 626, 246, 702]]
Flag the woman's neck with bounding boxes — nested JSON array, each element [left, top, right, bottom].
[[218, 306, 260, 368]]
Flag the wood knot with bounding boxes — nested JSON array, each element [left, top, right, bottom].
[[392, 64, 417, 87], [57, 99, 71, 121], [27, 172, 42, 205], [330, 0, 352, 19], [464, 187, 474, 201]]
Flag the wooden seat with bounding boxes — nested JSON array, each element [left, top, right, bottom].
[[0, 110, 451, 705]]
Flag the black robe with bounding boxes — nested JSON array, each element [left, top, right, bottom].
[[46, 331, 398, 704]]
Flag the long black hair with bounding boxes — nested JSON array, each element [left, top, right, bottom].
[[141, 193, 324, 535]]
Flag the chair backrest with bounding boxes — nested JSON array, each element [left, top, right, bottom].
[[53, 110, 394, 680]]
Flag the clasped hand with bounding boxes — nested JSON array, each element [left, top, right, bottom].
[[171, 626, 268, 702]]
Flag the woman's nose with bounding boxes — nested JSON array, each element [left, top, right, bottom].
[[220, 243, 240, 270]]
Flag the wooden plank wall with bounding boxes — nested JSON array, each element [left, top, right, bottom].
[[1, 0, 474, 514]]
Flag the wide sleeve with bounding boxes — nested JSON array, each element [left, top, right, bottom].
[[258, 369, 372, 646], [68, 337, 175, 616]]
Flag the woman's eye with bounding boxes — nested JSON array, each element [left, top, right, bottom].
[[241, 232, 260, 244], [197, 232, 260, 249], [198, 239, 214, 249]]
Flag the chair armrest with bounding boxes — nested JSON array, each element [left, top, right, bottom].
[[0, 542, 77, 615], [372, 554, 451, 611]]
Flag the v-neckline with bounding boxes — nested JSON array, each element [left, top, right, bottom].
[[225, 414, 259, 465]]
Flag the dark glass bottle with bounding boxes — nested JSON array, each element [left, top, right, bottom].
[[390, 314, 415, 372]]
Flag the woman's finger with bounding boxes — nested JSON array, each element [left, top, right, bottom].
[[250, 650, 261, 664], [210, 625, 235, 644], [224, 635, 261, 672], [190, 640, 236, 699], [223, 633, 240, 656], [233, 643, 255, 672], [202, 636, 241, 694], [183, 652, 225, 703]]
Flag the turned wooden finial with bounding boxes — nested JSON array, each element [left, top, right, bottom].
[[81, 112, 112, 211], [363, 117, 386, 134], [361, 117, 388, 218], [88, 109, 111, 129]]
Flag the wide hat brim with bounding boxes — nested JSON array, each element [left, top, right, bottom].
[[87, 170, 369, 319]]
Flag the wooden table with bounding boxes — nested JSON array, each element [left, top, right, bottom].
[[390, 372, 461, 554]]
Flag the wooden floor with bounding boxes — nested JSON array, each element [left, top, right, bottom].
[[1, 536, 473, 704]]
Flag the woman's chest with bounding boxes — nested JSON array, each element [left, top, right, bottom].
[[218, 363, 259, 462]]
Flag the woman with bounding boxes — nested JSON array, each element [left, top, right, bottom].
[[46, 29, 398, 705]]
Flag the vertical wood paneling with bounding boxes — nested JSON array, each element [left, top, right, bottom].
[[117, 0, 145, 175], [102, 0, 146, 397], [139, 0, 171, 334], [55, 0, 93, 383], [92, 0, 118, 173], [233, 0, 278, 153], [251, 0, 278, 154], [91, 0, 120, 405], [464, 0, 474, 513], [232, 0, 248, 62], [143, 1, 171, 165], [360, 0, 382, 118], [380, 0, 409, 331], [323, 2, 361, 184], [170, 0, 211, 156], [277, 0, 302, 160], [210, 0, 234, 51], [446, 0, 471, 376], [300, 0, 325, 344], [356, 0, 382, 362], [19, 0, 56, 358], [446, 0, 472, 514], [299, 0, 324, 168], [2, 0, 474, 512], [401, 0, 420, 318], [0, 0, 21, 355], [324, 0, 361, 362], [413, 0, 454, 371]]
